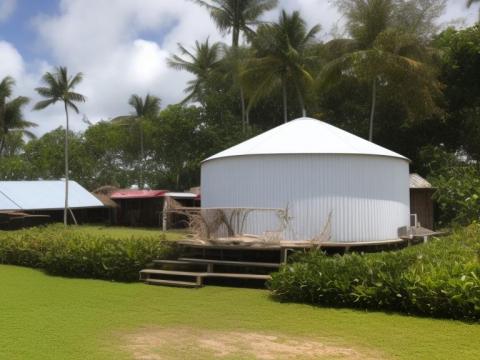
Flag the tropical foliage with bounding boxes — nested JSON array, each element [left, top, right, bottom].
[[194, 0, 278, 47], [269, 224, 480, 321], [0, 224, 177, 281], [0, 76, 36, 156]]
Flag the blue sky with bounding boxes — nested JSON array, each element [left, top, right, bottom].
[[0, 0, 57, 60], [0, 0, 478, 135]]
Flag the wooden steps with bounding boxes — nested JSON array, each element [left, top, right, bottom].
[[140, 268, 271, 285], [178, 257, 280, 268], [140, 257, 275, 288], [145, 278, 200, 288], [140, 245, 284, 288]]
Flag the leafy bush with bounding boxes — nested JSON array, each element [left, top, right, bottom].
[[418, 145, 480, 226], [0, 224, 177, 281], [269, 225, 480, 320]]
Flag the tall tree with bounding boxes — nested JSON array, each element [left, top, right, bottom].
[[193, 0, 278, 47], [243, 10, 320, 123], [0, 76, 36, 156], [321, 0, 443, 141], [34, 66, 86, 226], [221, 45, 252, 130], [127, 94, 161, 189], [168, 39, 222, 104]]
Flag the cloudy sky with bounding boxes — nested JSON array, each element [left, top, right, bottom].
[[0, 0, 478, 135]]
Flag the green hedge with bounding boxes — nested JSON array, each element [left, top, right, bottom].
[[0, 225, 177, 281], [269, 225, 480, 321]]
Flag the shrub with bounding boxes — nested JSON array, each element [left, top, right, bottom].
[[269, 225, 480, 321], [0, 224, 177, 281]]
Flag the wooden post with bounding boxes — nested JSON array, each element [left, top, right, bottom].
[[162, 198, 168, 232]]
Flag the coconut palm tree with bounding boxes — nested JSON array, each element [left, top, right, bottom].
[[320, 0, 441, 141], [193, 0, 278, 47], [220, 45, 252, 130], [0, 76, 37, 156], [242, 10, 320, 123], [127, 94, 161, 189], [168, 39, 222, 104], [34, 66, 86, 226]]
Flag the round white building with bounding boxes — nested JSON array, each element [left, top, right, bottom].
[[201, 117, 410, 243]]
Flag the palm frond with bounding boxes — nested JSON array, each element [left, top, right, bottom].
[[33, 99, 57, 111]]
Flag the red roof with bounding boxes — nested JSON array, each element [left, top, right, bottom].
[[110, 189, 168, 199]]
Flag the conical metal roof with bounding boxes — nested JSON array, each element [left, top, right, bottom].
[[204, 117, 408, 162]]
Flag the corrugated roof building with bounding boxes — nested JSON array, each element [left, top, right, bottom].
[[201, 117, 411, 243], [0, 181, 103, 211]]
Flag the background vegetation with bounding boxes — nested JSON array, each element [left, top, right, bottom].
[[0, 0, 479, 226]]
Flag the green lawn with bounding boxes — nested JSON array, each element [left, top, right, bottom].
[[66, 224, 187, 241], [1, 264, 479, 360]]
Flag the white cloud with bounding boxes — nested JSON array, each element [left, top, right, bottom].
[[0, 41, 24, 78], [29, 0, 224, 134], [0, 0, 16, 23], [0, 0, 477, 136]]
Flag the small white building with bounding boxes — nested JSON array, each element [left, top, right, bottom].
[[201, 117, 410, 243]]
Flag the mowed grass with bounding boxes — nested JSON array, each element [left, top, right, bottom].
[[1, 265, 479, 360], [66, 224, 187, 241]]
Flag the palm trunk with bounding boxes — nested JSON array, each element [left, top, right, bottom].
[[232, 0, 240, 47], [139, 121, 144, 189], [295, 85, 306, 117], [368, 78, 377, 142], [0, 100, 5, 157], [282, 77, 288, 123], [0, 137, 5, 157], [240, 86, 246, 132], [63, 101, 69, 227]]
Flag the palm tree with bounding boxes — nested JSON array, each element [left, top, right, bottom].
[[168, 39, 222, 104], [321, 0, 440, 141], [0, 76, 37, 156], [127, 94, 161, 189], [34, 66, 86, 226], [193, 0, 278, 47], [221, 45, 251, 130], [242, 10, 320, 123]]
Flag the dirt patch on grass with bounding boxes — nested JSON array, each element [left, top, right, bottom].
[[122, 327, 383, 360]]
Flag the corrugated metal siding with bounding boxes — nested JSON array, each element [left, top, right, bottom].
[[201, 154, 410, 242]]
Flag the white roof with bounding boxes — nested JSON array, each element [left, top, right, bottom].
[[0, 180, 104, 211], [164, 192, 198, 199], [204, 117, 407, 162]]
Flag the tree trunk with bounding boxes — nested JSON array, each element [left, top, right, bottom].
[[240, 86, 246, 132], [368, 78, 377, 142], [139, 120, 144, 189], [232, 0, 240, 47], [282, 77, 288, 123], [0, 100, 5, 157], [295, 84, 306, 117], [63, 101, 69, 227]]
